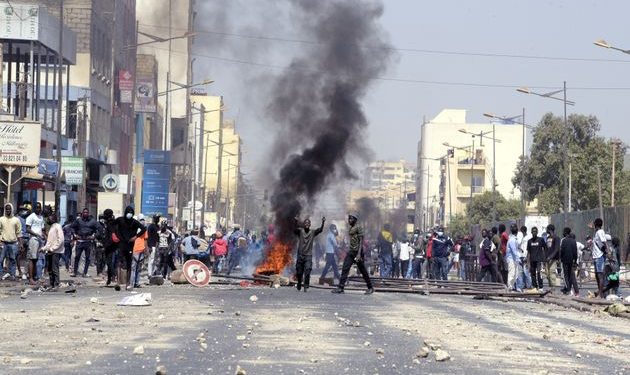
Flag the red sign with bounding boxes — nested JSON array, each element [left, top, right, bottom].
[[119, 70, 134, 91], [182, 260, 211, 287]]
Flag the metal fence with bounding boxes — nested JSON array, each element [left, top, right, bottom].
[[550, 205, 630, 261]]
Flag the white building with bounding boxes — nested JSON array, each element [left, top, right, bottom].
[[416, 109, 525, 229]]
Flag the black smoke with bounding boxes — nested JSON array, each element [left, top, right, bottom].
[[268, 0, 392, 242]]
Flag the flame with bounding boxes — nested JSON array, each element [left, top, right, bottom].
[[255, 241, 292, 275]]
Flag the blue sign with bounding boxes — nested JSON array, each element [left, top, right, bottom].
[[144, 150, 171, 165], [141, 150, 170, 216]]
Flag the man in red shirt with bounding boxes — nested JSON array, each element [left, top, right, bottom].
[[499, 224, 509, 285], [425, 230, 435, 278]]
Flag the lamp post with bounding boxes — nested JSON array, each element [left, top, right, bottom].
[[516, 84, 574, 213], [483, 110, 533, 215], [593, 39, 630, 54], [611, 140, 622, 207]]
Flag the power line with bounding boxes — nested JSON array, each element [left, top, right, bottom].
[[143, 44, 630, 91], [138, 22, 630, 64]]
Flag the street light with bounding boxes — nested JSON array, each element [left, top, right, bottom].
[[158, 79, 214, 97], [122, 30, 196, 50], [517, 82, 575, 213], [593, 39, 630, 54], [483, 110, 530, 216]]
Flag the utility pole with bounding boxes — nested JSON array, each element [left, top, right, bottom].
[[470, 137, 475, 203], [78, 96, 87, 210], [563, 81, 569, 213], [597, 168, 604, 219], [491, 123, 496, 223], [0, 41, 3, 111], [215, 109, 224, 226], [611, 140, 621, 207], [54, 0, 64, 214], [521, 107, 526, 216]]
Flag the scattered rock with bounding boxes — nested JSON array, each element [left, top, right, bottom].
[[133, 345, 145, 355], [85, 361, 92, 365], [527, 345, 534, 350], [502, 345, 512, 351], [604, 303, 628, 316], [576, 353, 582, 359], [434, 349, 451, 362], [235, 311, 241, 316], [20, 358, 32, 365], [155, 365, 167, 375], [236, 335, 246, 341], [416, 347, 430, 358], [200, 343, 208, 350], [249, 295, 258, 303], [235, 365, 247, 375], [90, 297, 99, 304], [375, 348, 384, 355], [363, 341, 371, 347]]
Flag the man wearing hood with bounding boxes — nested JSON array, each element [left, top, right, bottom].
[[0, 203, 22, 280], [115, 206, 145, 290], [102, 209, 118, 286]]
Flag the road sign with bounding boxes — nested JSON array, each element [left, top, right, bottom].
[[182, 260, 211, 287], [102, 174, 119, 191]]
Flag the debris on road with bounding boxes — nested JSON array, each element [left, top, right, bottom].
[[434, 349, 451, 362], [133, 345, 145, 355], [155, 365, 167, 375], [235, 365, 247, 375], [416, 347, 430, 358], [118, 293, 152, 306], [249, 295, 258, 303]]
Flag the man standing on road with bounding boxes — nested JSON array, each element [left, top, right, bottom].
[[431, 227, 453, 281], [332, 214, 374, 295], [527, 227, 547, 291], [146, 215, 160, 276], [0, 204, 22, 281], [560, 227, 579, 297], [545, 224, 560, 289], [26, 203, 45, 285], [320, 223, 341, 283], [592, 218, 607, 298], [506, 224, 521, 291], [477, 229, 499, 282], [71, 208, 99, 278], [294, 217, 325, 292], [516, 226, 533, 290], [115, 206, 145, 290]]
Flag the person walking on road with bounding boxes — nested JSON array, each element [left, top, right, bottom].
[[506, 224, 521, 291], [431, 227, 453, 281], [477, 229, 499, 282], [377, 224, 394, 278], [294, 217, 325, 292], [332, 214, 374, 295], [592, 218, 607, 298], [320, 223, 341, 282], [26, 203, 45, 285]]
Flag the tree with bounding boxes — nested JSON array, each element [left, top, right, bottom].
[[466, 191, 520, 226], [448, 214, 470, 238], [512, 113, 627, 214]]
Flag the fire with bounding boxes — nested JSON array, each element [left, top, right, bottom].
[[255, 241, 292, 275]]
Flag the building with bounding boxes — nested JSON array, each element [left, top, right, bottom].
[[189, 94, 242, 230], [361, 160, 415, 208], [416, 109, 524, 229]]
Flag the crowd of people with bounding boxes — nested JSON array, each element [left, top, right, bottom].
[[0, 202, 267, 291], [0, 200, 625, 299]]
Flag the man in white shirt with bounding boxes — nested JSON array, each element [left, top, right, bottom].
[[592, 218, 607, 298], [516, 225, 532, 290], [25, 203, 45, 284]]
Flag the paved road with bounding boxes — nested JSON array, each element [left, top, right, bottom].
[[0, 280, 628, 375]]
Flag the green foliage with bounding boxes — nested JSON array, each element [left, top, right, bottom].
[[465, 191, 521, 226], [512, 113, 627, 213], [448, 214, 470, 238]]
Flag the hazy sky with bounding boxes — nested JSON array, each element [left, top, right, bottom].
[[193, 0, 629, 176]]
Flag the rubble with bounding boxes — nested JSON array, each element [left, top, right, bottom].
[[155, 365, 167, 375], [416, 347, 430, 358], [434, 349, 451, 362], [133, 345, 145, 355], [249, 295, 258, 303], [235, 365, 247, 375], [375, 348, 384, 354]]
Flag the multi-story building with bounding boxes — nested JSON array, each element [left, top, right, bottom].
[[416, 109, 524, 229]]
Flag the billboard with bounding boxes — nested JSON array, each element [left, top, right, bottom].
[[135, 75, 157, 113], [0, 120, 41, 167], [61, 156, 84, 185], [119, 70, 134, 104], [141, 150, 170, 217]]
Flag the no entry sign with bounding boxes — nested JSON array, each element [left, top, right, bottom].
[[182, 260, 211, 287]]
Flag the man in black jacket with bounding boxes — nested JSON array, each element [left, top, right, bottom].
[[560, 228, 579, 296], [71, 208, 99, 277], [102, 209, 118, 286], [527, 227, 547, 290], [115, 206, 145, 290], [146, 215, 160, 276]]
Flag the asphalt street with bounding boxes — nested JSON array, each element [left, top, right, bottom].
[[0, 278, 628, 375]]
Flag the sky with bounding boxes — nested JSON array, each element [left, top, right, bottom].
[[193, 0, 630, 177]]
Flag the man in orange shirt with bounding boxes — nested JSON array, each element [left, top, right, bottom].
[[130, 215, 148, 289]]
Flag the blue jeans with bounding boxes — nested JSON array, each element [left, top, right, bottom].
[[0, 242, 18, 277], [63, 242, 73, 269], [74, 241, 92, 276], [410, 258, 424, 279], [432, 257, 449, 280], [130, 252, 145, 287], [36, 252, 46, 280], [321, 253, 340, 279], [379, 251, 393, 277], [516, 261, 533, 289]]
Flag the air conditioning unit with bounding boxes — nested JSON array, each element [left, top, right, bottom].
[[106, 149, 118, 165]]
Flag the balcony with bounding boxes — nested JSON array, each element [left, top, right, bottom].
[[457, 156, 485, 170], [456, 185, 485, 197]]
